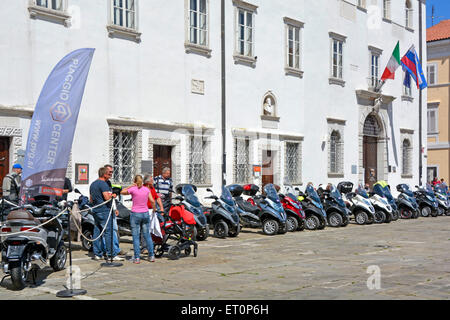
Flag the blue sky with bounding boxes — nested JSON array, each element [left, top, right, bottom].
[[426, 0, 450, 28]]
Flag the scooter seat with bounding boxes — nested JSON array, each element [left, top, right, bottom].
[[236, 198, 260, 214], [7, 209, 40, 225]]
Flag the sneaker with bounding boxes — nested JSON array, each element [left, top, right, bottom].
[[133, 258, 140, 264], [94, 255, 103, 261], [148, 255, 155, 262], [112, 255, 125, 261]]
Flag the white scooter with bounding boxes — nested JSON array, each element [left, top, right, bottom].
[[338, 182, 376, 225], [369, 193, 393, 223]]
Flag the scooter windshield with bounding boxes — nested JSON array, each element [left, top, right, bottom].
[[330, 185, 346, 207], [357, 186, 369, 199], [306, 185, 321, 204], [425, 184, 436, 198], [182, 185, 201, 207], [264, 184, 281, 204], [221, 186, 235, 206]]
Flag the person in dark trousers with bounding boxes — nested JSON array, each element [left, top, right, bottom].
[[62, 177, 73, 201], [154, 167, 173, 214], [2, 163, 22, 202], [89, 167, 124, 261]]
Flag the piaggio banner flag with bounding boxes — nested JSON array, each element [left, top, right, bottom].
[[19, 48, 95, 203]]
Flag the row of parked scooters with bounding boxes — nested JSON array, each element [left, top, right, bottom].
[[171, 181, 450, 239]]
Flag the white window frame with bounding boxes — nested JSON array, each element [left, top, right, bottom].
[[427, 63, 437, 85], [358, 0, 367, 9], [368, 46, 382, 89], [233, 0, 258, 65], [405, 0, 413, 29], [329, 131, 343, 175], [28, 0, 71, 26], [284, 17, 304, 78], [284, 141, 302, 185], [107, 0, 141, 42], [234, 137, 251, 184], [427, 103, 439, 135], [329, 32, 346, 86], [383, 0, 391, 20], [111, 0, 137, 30], [35, 0, 64, 11], [185, 0, 211, 56], [188, 135, 211, 186]]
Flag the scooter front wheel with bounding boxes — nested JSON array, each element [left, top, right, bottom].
[[374, 211, 386, 224], [262, 219, 279, 235], [305, 215, 320, 230], [355, 211, 368, 225], [214, 220, 229, 238], [328, 212, 343, 227], [286, 216, 299, 232], [420, 206, 431, 217], [50, 242, 67, 272]]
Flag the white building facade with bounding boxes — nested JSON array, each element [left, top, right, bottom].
[[0, 0, 427, 198]]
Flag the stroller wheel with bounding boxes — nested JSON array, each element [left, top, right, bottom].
[[168, 245, 181, 260], [184, 247, 191, 256]]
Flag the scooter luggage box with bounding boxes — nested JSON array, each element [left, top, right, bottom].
[[243, 184, 259, 196], [227, 184, 244, 197], [175, 184, 197, 195], [337, 181, 353, 194]]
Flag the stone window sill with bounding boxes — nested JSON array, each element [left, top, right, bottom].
[[107, 24, 141, 43], [329, 77, 346, 87], [401, 95, 414, 102], [328, 172, 344, 178], [185, 43, 212, 57], [382, 17, 392, 24], [28, 5, 71, 27], [401, 174, 413, 179], [357, 6, 367, 13], [260, 115, 280, 122], [405, 26, 414, 33], [233, 54, 257, 67], [285, 67, 304, 78]]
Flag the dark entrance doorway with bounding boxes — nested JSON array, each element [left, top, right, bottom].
[[153, 145, 172, 177], [262, 150, 274, 186], [363, 115, 381, 189], [0, 137, 10, 196]]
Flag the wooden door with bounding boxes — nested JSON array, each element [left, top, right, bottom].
[[153, 145, 172, 177], [262, 150, 274, 186], [363, 136, 378, 188], [0, 138, 10, 196]]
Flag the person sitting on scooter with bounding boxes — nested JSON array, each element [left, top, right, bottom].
[[121, 175, 156, 264]]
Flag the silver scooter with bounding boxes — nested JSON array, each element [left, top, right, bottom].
[[0, 202, 67, 290]]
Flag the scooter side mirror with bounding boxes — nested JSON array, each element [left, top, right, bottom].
[[75, 188, 81, 194], [206, 188, 212, 193]]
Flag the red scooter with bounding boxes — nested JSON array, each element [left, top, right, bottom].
[[274, 185, 305, 232]]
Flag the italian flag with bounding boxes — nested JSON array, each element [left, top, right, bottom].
[[381, 41, 401, 81]]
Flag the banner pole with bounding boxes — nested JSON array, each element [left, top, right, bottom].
[[56, 201, 87, 297]]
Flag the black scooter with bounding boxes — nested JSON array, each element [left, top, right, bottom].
[[396, 184, 420, 219], [414, 184, 439, 217], [203, 186, 240, 238], [228, 184, 262, 229], [318, 184, 350, 227]]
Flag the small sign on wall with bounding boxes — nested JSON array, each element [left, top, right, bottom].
[[253, 165, 262, 177], [191, 79, 205, 95], [75, 163, 89, 184]]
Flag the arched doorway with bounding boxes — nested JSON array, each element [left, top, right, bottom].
[[363, 114, 381, 188]]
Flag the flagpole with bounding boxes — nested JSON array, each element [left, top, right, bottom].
[[418, 0, 424, 186]]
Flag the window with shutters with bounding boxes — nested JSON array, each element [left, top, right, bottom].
[[383, 0, 391, 20], [427, 64, 437, 85], [185, 0, 211, 56], [405, 0, 413, 29], [233, 0, 258, 65], [427, 105, 438, 135]]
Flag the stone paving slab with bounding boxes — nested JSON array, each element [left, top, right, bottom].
[[0, 216, 449, 300]]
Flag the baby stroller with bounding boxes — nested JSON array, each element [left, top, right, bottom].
[[152, 204, 198, 260]]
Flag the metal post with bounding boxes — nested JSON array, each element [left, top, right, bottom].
[[418, 0, 423, 186], [56, 203, 87, 297], [221, 0, 226, 188]]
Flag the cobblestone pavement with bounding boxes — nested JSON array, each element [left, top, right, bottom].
[[0, 216, 449, 300]]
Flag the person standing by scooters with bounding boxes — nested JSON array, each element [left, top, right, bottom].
[[154, 167, 173, 214], [89, 167, 124, 261], [2, 163, 22, 202], [144, 174, 164, 221], [121, 175, 156, 264]]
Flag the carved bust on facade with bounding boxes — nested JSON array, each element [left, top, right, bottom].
[[263, 96, 275, 116]]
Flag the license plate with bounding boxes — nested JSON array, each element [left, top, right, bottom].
[[7, 245, 24, 258]]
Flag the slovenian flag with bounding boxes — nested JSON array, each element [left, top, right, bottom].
[[401, 45, 427, 90], [381, 41, 401, 81]]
